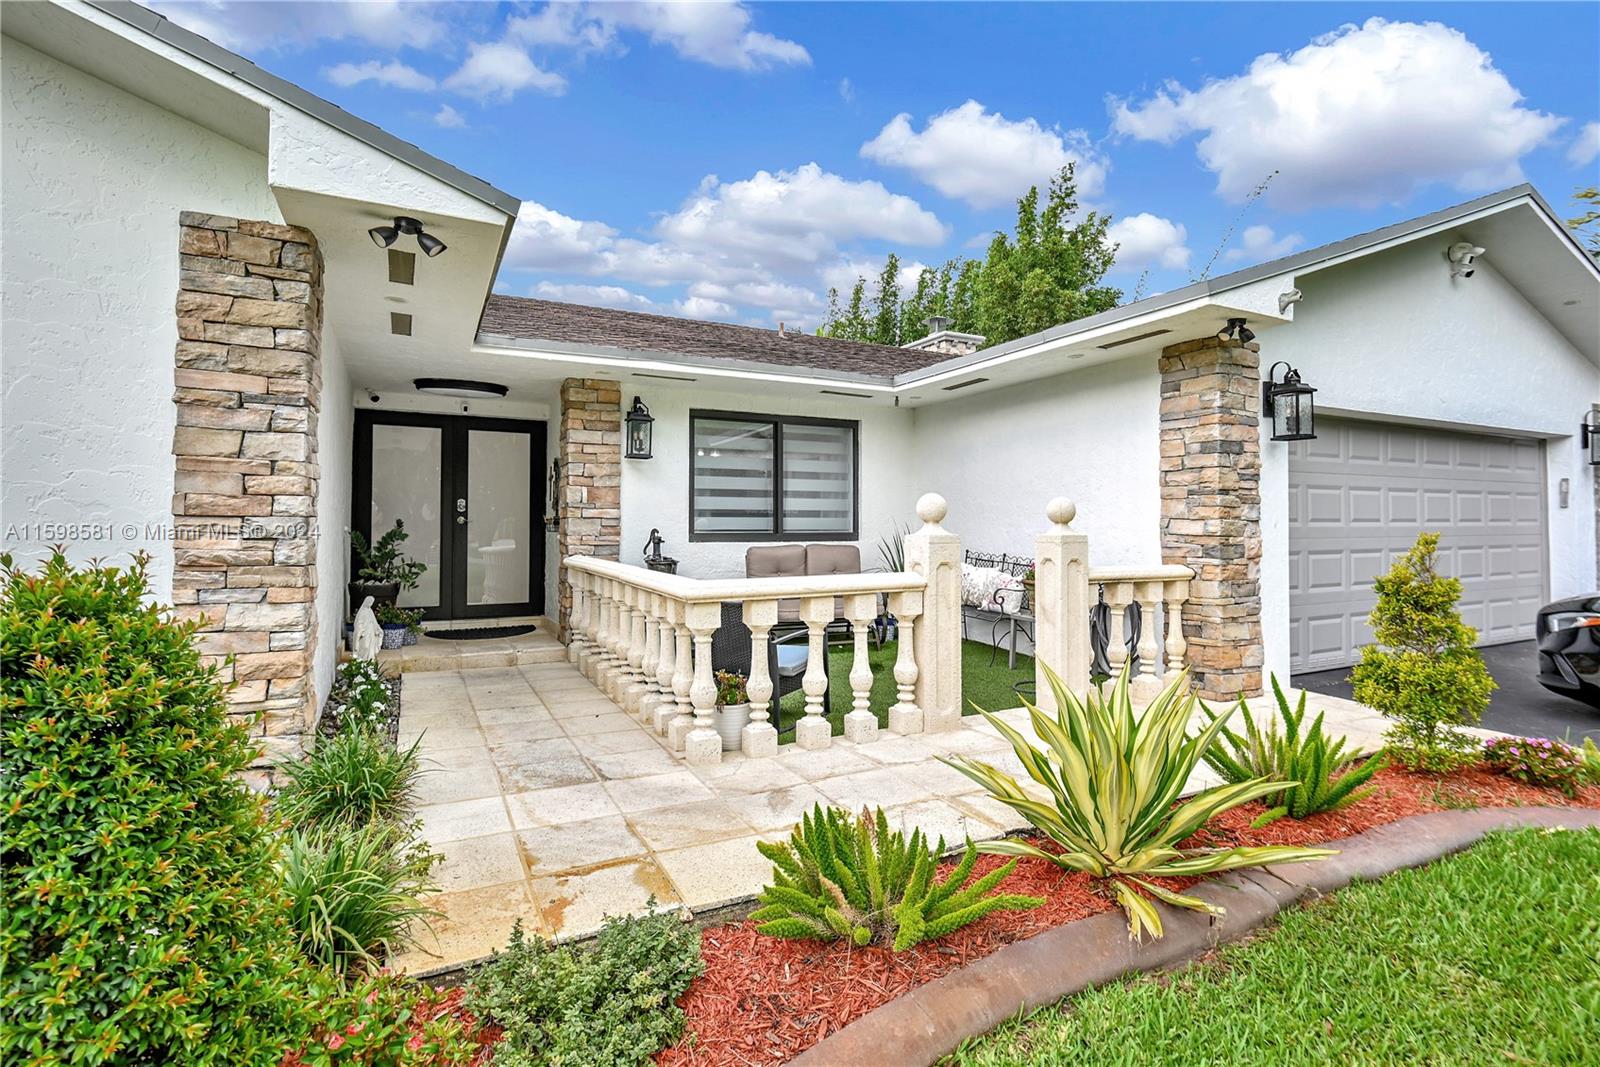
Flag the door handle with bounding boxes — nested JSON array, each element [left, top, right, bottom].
[[456, 515, 466, 525]]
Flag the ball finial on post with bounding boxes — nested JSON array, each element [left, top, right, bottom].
[[915, 492, 948, 527], [1045, 497, 1077, 529]]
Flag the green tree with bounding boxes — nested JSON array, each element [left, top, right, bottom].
[[1568, 186, 1599, 260], [1, 552, 313, 1064], [820, 163, 1121, 348], [1349, 532, 1496, 772]]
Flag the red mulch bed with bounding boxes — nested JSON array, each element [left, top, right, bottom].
[[654, 766, 1599, 1067]]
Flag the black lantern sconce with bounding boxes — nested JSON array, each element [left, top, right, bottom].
[[1582, 410, 1600, 466], [624, 396, 654, 459], [1262, 361, 1317, 441]]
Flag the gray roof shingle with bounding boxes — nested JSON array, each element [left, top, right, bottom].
[[477, 295, 950, 376]]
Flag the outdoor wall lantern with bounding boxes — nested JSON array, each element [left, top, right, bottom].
[[369, 215, 447, 258], [1262, 361, 1317, 441], [625, 396, 654, 459], [1582, 410, 1600, 466]]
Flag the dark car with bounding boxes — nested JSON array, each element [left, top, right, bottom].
[[1535, 593, 1600, 709]]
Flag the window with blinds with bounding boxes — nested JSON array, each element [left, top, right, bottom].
[[689, 412, 858, 540]]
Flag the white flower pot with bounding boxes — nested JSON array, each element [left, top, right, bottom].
[[717, 703, 750, 751]]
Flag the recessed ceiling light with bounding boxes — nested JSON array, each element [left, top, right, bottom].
[[1067, 352, 1087, 360], [1562, 299, 1580, 306], [414, 378, 508, 399]]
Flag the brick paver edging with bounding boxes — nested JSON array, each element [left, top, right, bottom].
[[792, 806, 1600, 1067]]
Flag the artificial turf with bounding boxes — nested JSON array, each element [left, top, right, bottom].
[[945, 825, 1600, 1067], [773, 638, 1032, 740]]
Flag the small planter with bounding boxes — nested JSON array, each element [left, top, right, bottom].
[[379, 623, 406, 650], [349, 580, 401, 611], [717, 703, 751, 751], [402, 628, 420, 646]]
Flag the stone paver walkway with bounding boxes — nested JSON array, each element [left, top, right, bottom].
[[391, 659, 1396, 975]]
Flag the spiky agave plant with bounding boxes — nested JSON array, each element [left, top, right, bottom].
[[1202, 675, 1386, 827], [751, 805, 1042, 951], [941, 666, 1336, 940]]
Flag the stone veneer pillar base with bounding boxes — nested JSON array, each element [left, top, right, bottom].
[[169, 212, 323, 775], [557, 379, 622, 639], [1158, 335, 1262, 700]]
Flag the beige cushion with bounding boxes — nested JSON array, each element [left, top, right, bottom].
[[804, 544, 861, 576], [745, 544, 806, 578]]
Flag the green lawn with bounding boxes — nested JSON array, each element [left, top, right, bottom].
[[947, 826, 1600, 1067], [774, 638, 1031, 740]]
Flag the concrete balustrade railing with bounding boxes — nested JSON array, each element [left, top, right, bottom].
[[1087, 563, 1193, 696], [563, 494, 962, 767]]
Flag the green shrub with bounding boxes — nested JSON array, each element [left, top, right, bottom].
[[752, 805, 1042, 951], [1350, 532, 1495, 772], [286, 971, 477, 1066], [465, 908, 703, 1067], [281, 822, 438, 975], [276, 728, 424, 830], [1482, 736, 1584, 798], [1579, 738, 1600, 786], [944, 666, 1335, 940], [0, 551, 311, 1065], [1203, 675, 1386, 827]]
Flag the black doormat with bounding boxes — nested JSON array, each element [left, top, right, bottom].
[[426, 624, 538, 641]]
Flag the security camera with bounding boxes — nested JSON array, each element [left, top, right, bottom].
[[366, 389, 380, 403], [1277, 288, 1303, 314], [1448, 242, 1485, 279]]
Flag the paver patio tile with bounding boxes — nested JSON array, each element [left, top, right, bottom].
[[881, 798, 1001, 847], [530, 674, 608, 695], [546, 696, 627, 719], [688, 756, 806, 794], [403, 724, 486, 752], [558, 711, 644, 736], [586, 746, 683, 780], [532, 857, 681, 938], [516, 815, 649, 874], [720, 783, 831, 832], [474, 700, 550, 724], [418, 745, 496, 775], [399, 698, 475, 725], [391, 880, 544, 974], [852, 735, 940, 766], [601, 770, 716, 813], [570, 730, 666, 757], [413, 766, 504, 805], [417, 795, 512, 844], [505, 782, 623, 829], [948, 791, 1031, 833], [468, 686, 539, 711], [918, 728, 1014, 757], [774, 744, 879, 781], [626, 799, 757, 852], [481, 718, 566, 746], [813, 765, 940, 811], [655, 833, 784, 910], [432, 831, 525, 892], [490, 737, 598, 793]]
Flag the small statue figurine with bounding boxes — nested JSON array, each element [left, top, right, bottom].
[[351, 596, 383, 661]]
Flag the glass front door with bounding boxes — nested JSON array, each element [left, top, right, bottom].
[[356, 412, 545, 620]]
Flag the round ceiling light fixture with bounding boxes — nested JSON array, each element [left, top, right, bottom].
[[413, 378, 508, 399], [369, 215, 448, 257]]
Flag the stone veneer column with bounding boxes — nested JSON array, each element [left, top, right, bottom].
[[557, 378, 622, 639], [1158, 335, 1262, 700], [168, 212, 323, 770]]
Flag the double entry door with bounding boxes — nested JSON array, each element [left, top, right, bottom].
[[354, 411, 545, 620]]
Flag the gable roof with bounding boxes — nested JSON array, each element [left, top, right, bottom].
[[478, 295, 949, 376]]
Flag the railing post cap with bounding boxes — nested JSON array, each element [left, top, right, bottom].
[[915, 493, 948, 526], [1045, 497, 1077, 528]]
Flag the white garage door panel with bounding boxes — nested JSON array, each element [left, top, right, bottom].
[[1288, 418, 1545, 672]]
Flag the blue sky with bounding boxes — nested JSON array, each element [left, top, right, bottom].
[[156, 2, 1600, 330]]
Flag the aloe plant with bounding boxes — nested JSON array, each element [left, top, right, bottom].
[[751, 805, 1042, 951], [941, 666, 1336, 940], [1202, 675, 1386, 827]]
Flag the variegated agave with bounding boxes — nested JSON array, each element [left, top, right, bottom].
[[751, 805, 1042, 951], [941, 666, 1336, 940]]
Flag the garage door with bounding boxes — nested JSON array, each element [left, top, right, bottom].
[[1288, 418, 1546, 672]]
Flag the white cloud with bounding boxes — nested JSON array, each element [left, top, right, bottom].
[[432, 104, 468, 129], [861, 100, 1108, 208], [838, 77, 855, 104], [509, 2, 809, 72], [1110, 18, 1564, 210], [1223, 224, 1304, 264], [532, 282, 664, 311], [675, 295, 738, 320], [1107, 213, 1190, 271], [150, 1, 453, 52], [1569, 121, 1600, 167], [325, 59, 436, 92], [445, 41, 567, 100]]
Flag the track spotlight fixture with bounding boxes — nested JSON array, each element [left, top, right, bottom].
[[1447, 241, 1484, 279], [1220, 317, 1256, 345], [369, 216, 446, 258]]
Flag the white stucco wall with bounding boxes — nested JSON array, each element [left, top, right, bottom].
[[1258, 241, 1600, 682], [312, 332, 353, 703], [619, 383, 917, 579], [0, 36, 280, 596], [909, 358, 1164, 568]]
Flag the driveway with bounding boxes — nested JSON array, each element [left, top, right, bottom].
[[1293, 640, 1600, 745]]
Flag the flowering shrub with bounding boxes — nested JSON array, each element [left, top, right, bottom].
[[1482, 736, 1585, 798], [285, 972, 478, 1067], [327, 659, 393, 733]]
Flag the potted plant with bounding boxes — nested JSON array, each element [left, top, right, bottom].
[[374, 602, 424, 649], [349, 520, 427, 611], [714, 670, 751, 751]]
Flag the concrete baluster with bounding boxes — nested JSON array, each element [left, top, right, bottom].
[[742, 598, 779, 758], [795, 595, 835, 750], [886, 589, 923, 734], [903, 494, 963, 732], [1033, 497, 1090, 710], [842, 593, 879, 743], [682, 600, 723, 766]]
